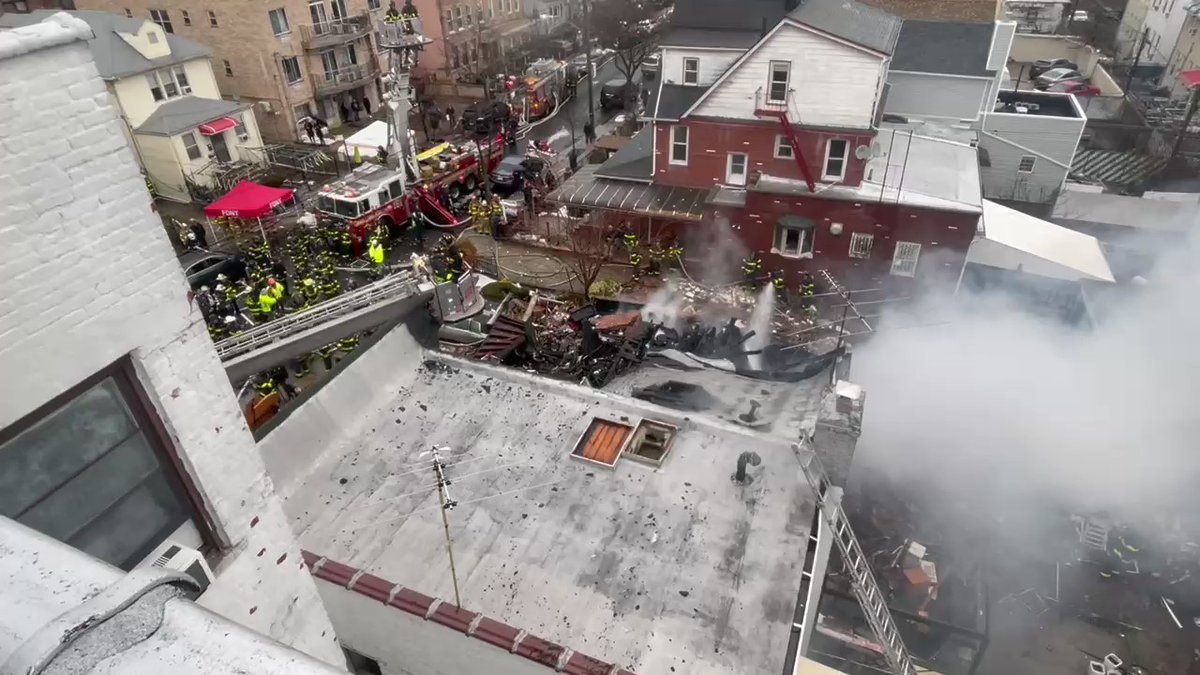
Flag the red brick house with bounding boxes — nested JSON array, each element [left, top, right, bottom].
[[551, 0, 984, 289]]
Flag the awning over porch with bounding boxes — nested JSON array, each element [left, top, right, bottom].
[[967, 200, 1115, 283], [199, 117, 238, 136], [204, 181, 295, 219], [135, 96, 248, 137], [547, 164, 708, 221]]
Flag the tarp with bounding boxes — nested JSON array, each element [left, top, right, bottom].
[[342, 120, 389, 159], [204, 181, 295, 219], [966, 200, 1115, 283]]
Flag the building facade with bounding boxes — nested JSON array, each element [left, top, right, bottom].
[[414, 0, 536, 80], [554, 0, 983, 289], [0, 13, 342, 667], [999, 0, 1071, 34], [1, 10, 267, 203], [1115, 0, 1188, 66]]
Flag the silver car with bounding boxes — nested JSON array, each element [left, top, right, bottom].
[[1035, 67, 1085, 89]]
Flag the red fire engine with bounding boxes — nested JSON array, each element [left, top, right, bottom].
[[515, 58, 568, 122]]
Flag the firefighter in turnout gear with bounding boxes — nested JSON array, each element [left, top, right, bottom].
[[316, 343, 338, 371], [742, 254, 763, 284], [368, 237, 385, 276], [244, 288, 264, 321], [300, 278, 320, 308], [469, 197, 489, 232], [622, 233, 639, 252], [337, 335, 359, 354], [770, 271, 788, 302]]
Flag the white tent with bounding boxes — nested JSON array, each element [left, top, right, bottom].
[[341, 120, 389, 160], [965, 200, 1115, 283]]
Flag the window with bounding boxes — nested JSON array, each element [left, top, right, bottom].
[[848, 232, 874, 259], [147, 31, 159, 44], [823, 138, 849, 180], [367, 0, 380, 8], [208, 10, 218, 26], [346, 44, 358, 65], [282, 56, 303, 84], [149, 9, 173, 33], [774, 134, 793, 159], [387, 179, 404, 201], [147, 66, 191, 101], [124, 8, 132, 17], [269, 8, 290, 35], [1018, 155, 1036, 172], [726, 152, 748, 186], [223, 59, 233, 76], [453, 6, 462, 30], [670, 125, 688, 165], [234, 115, 247, 139], [775, 217, 814, 257], [682, 57, 699, 85], [0, 366, 209, 571], [768, 60, 790, 103], [890, 241, 921, 277], [181, 9, 191, 25], [182, 132, 202, 160]]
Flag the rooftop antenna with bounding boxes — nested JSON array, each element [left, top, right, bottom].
[[431, 445, 463, 608]]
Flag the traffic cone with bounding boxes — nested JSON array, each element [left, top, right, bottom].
[[353, 146, 362, 165]]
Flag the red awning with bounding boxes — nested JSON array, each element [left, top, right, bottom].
[[203, 181, 295, 219], [198, 117, 238, 136]]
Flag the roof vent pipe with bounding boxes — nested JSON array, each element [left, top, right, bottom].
[[735, 451, 761, 483]]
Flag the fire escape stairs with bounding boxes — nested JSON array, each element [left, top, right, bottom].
[[754, 88, 817, 193]]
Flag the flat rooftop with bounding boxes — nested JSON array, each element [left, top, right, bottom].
[[282, 337, 833, 674], [994, 90, 1082, 119]]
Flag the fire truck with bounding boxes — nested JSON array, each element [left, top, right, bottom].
[[514, 58, 568, 122], [314, 136, 504, 245]]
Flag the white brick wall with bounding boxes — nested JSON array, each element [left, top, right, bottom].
[[0, 18, 344, 668]]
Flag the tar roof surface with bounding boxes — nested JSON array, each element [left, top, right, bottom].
[[670, 0, 787, 33], [661, 27, 765, 49], [0, 10, 209, 79], [287, 350, 822, 675], [596, 129, 654, 181], [649, 83, 708, 120], [891, 20, 996, 76], [788, 0, 902, 55]]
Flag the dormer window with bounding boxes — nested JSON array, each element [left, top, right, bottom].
[[682, 57, 698, 85], [147, 31, 159, 44]]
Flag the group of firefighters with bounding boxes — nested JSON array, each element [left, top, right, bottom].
[[742, 253, 819, 317]]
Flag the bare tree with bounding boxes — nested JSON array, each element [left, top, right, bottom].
[[566, 222, 616, 297], [591, 0, 662, 107]]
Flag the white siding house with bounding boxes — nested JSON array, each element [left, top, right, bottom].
[[980, 91, 1085, 204], [660, 47, 742, 87], [689, 22, 888, 129]]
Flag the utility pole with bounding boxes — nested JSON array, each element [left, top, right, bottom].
[[582, 0, 596, 127], [1126, 28, 1149, 93], [431, 446, 463, 608]]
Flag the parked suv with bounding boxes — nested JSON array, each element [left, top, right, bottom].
[[600, 78, 630, 109]]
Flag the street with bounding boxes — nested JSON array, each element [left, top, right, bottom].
[[524, 55, 641, 155]]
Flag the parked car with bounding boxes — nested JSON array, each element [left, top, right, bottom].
[[179, 250, 246, 290], [600, 78, 630, 109], [490, 155, 547, 194], [1035, 68, 1085, 89], [1030, 58, 1079, 79], [1047, 81, 1101, 96], [641, 53, 661, 79]]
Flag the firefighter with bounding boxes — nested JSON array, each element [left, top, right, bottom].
[[244, 287, 264, 322], [797, 274, 816, 309], [195, 285, 217, 318], [628, 251, 644, 280], [300, 277, 320, 307], [667, 242, 684, 265], [622, 232, 639, 252], [256, 375, 278, 399], [489, 195, 504, 227], [292, 356, 311, 379], [771, 271, 788, 301], [368, 236, 385, 275], [383, 0, 402, 22], [337, 334, 359, 355], [316, 343, 338, 371], [207, 317, 226, 341], [222, 314, 246, 337], [742, 254, 762, 284], [469, 196, 488, 232], [266, 277, 286, 302]]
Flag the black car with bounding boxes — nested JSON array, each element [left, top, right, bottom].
[[491, 155, 547, 194], [179, 250, 246, 289], [600, 78, 629, 110], [1030, 58, 1079, 79]]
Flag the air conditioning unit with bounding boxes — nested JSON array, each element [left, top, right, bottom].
[[144, 541, 215, 594]]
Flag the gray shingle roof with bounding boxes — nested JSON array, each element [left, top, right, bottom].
[[595, 129, 653, 182], [660, 27, 764, 49], [891, 20, 996, 76], [135, 96, 247, 136], [671, 0, 787, 33], [787, 0, 902, 54], [0, 10, 210, 79], [648, 83, 707, 120]]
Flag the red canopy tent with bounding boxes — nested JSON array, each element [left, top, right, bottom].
[[203, 181, 295, 219]]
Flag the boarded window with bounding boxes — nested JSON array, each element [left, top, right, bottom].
[[571, 418, 633, 468]]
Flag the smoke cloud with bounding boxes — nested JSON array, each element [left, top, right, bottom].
[[849, 221, 1200, 526]]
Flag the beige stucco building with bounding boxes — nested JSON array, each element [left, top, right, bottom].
[[1, 10, 266, 203]]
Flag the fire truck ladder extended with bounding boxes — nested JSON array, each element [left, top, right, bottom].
[[754, 88, 816, 193], [215, 271, 432, 381], [797, 446, 916, 675]]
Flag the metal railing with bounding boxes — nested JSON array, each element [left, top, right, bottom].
[[313, 63, 377, 97], [299, 12, 372, 49], [754, 85, 791, 114], [215, 271, 422, 362]]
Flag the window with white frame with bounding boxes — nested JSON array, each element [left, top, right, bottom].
[[234, 115, 248, 140], [774, 134, 793, 159], [775, 217, 815, 257], [823, 138, 849, 180], [726, 152, 748, 186], [848, 231, 874, 259], [670, 125, 688, 165], [890, 241, 921, 277], [147, 66, 191, 101], [682, 57, 699, 85], [182, 132, 202, 160], [1018, 155, 1036, 172], [269, 8, 290, 35], [281, 56, 303, 84], [180, 9, 191, 25], [768, 61, 790, 103], [149, 8, 172, 33]]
